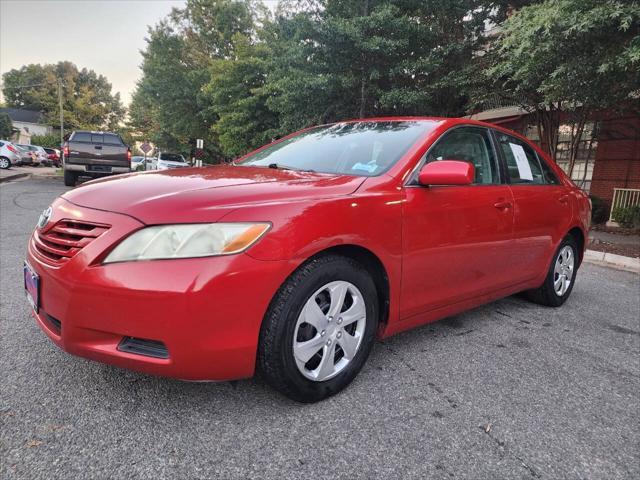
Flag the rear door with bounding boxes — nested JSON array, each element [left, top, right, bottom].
[[492, 130, 572, 282], [401, 126, 516, 319]]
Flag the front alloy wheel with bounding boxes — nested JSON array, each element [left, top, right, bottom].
[[293, 281, 367, 382], [258, 254, 378, 403]]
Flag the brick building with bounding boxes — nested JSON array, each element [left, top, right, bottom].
[[469, 106, 640, 214]]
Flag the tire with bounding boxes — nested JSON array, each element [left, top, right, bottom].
[[258, 254, 379, 403], [0, 157, 10, 169], [63, 169, 77, 187], [526, 235, 579, 307]]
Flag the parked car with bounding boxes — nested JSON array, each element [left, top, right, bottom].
[[62, 131, 131, 186], [15, 145, 34, 165], [0, 140, 22, 168], [43, 148, 61, 167], [156, 152, 189, 170], [16, 144, 48, 165], [24, 117, 590, 403], [131, 156, 155, 172]]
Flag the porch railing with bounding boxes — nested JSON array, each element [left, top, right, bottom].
[[608, 188, 640, 224]]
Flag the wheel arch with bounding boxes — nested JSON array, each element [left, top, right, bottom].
[[288, 244, 391, 334], [566, 226, 586, 266]]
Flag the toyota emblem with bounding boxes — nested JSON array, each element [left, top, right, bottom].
[[37, 206, 53, 230]]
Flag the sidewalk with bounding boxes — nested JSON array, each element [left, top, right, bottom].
[[0, 166, 58, 183], [585, 229, 640, 273]]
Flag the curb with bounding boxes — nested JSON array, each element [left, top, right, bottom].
[[0, 172, 30, 184], [584, 249, 640, 273]]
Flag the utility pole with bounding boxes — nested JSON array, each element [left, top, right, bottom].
[[58, 78, 64, 150]]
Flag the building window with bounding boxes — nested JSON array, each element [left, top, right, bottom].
[[524, 121, 599, 192]]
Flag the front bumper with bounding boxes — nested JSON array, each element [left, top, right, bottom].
[[26, 198, 292, 381]]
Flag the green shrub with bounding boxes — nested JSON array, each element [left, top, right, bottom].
[[612, 205, 640, 229], [589, 195, 609, 225], [30, 134, 61, 149]]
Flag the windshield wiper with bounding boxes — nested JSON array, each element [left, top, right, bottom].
[[267, 163, 316, 173], [268, 163, 292, 170]]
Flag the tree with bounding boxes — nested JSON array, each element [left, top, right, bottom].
[[264, 0, 503, 134], [475, 0, 640, 171], [129, 0, 258, 160], [205, 34, 279, 156], [0, 113, 13, 138], [1, 62, 125, 131]]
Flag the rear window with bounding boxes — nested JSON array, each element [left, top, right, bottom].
[[91, 134, 103, 143], [537, 153, 561, 185], [495, 132, 545, 184], [104, 133, 123, 145], [72, 132, 91, 142], [160, 153, 185, 162]]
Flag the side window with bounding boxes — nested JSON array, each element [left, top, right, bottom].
[[495, 132, 545, 184], [424, 127, 500, 185], [537, 153, 560, 185]]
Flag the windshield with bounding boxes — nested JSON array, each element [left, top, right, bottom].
[[238, 121, 437, 177], [160, 153, 185, 163]]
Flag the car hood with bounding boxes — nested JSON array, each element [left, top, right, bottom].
[[62, 165, 366, 224]]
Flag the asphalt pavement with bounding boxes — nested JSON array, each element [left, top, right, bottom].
[[1, 177, 639, 479]]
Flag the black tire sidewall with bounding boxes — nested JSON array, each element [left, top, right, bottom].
[[545, 236, 579, 306], [262, 256, 378, 402], [63, 170, 76, 186]]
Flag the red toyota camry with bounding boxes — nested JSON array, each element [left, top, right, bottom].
[[25, 118, 590, 402]]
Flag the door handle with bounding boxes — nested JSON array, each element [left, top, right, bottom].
[[494, 201, 512, 210], [94, 145, 102, 150], [558, 195, 569, 204]]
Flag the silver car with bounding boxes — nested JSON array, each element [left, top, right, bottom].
[[0, 140, 22, 169], [16, 144, 48, 165]]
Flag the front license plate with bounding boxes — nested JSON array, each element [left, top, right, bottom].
[[24, 261, 40, 313]]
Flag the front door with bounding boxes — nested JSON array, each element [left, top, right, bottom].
[[401, 126, 515, 320]]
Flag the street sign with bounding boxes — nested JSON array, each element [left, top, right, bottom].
[[140, 142, 152, 154], [196, 138, 204, 149]]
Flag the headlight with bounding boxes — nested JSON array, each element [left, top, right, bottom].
[[103, 222, 270, 263]]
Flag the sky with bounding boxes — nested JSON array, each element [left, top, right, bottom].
[[0, 0, 185, 106]]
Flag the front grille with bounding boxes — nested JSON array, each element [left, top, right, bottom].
[[117, 337, 169, 359], [33, 219, 110, 265]]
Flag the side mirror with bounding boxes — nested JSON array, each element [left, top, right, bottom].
[[418, 160, 474, 186]]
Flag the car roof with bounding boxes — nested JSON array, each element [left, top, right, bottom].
[[72, 130, 119, 135], [326, 116, 541, 152]]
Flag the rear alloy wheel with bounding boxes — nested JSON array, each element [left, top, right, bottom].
[[258, 255, 378, 403], [526, 236, 578, 307], [0, 157, 10, 169]]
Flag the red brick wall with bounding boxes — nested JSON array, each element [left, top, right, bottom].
[[589, 114, 640, 205]]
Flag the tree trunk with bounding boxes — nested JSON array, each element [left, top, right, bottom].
[[566, 108, 587, 179], [359, 0, 370, 118], [535, 107, 560, 161]]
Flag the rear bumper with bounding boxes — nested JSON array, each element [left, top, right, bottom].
[[26, 199, 294, 381], [65, 164, 130, 174]]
